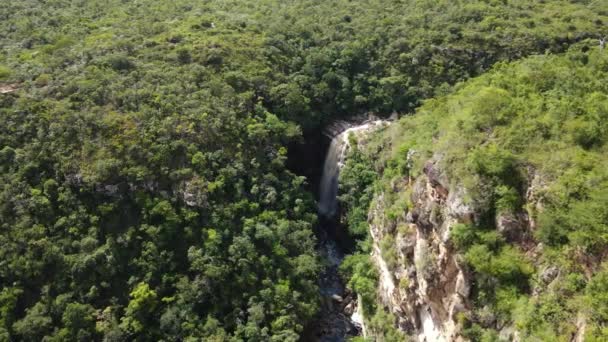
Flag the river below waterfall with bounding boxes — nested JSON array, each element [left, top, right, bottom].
[[307, 120, 387, 342]]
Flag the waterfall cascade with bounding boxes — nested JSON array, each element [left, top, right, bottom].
[[312, 120, 388, 342], [318, 120, 387, 218]]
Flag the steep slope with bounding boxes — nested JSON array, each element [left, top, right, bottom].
[[340, 47, 608, 340]]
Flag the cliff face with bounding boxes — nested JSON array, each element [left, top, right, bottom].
[[364, 154, 557, 341], [366, 159, 475, 341]]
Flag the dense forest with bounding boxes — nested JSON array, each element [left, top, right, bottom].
[[0, 0, 607, 341]]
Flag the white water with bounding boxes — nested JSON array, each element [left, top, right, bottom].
[[350, 294, 367, 338], [313, 120, 387, 341], [419, 308, 446, 342], [318, 121, 387, 218]]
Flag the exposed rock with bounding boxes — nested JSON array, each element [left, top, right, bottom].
[[65, 172, 84, 187], [418, 308, 447, 342], [94, 183, 122, 197], [496, 212, 530, 243], [423, 160, 449, 201], [499, 325, 519, 342], [322, 113, 384, 138], [446, 186, 479, 225], [525, 171, 548, 230], [367, 160, 473, 341], [0, 83, 19, 94], [344, 301, 355, 316], [362, 154, 576, 340], [478, 305, 497, 327], [351, 294, 367, 337], [540, 265, 559, 284], [454, 271, 470, 298], [573, 313, 586, 342], [177, 178, 209, 208], [332, 294, 344, 303]]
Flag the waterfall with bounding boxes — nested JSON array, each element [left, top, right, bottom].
[[318, 134, 347, 218], [318, 120, 387, 218], [311, 119, 387, 342]]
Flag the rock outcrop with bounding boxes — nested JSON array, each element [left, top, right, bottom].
[[0, 83, 19, 94], [367, 159, 479, 341]]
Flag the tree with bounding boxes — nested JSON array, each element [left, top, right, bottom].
[[60, 303, 96, 341], [13, 302, 52, 341], [120, 283, 158, 336]]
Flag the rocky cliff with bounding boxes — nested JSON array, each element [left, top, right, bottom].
[[365, 159, 473, 341], [364, 158, 545, 341], [340, 133, 604, 341]]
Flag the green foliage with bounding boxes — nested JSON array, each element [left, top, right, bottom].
[[0, 65, 10, 80], [340, 254, 378, 315], [0, 288, 21, 339], [0, 0, 607, 340], [586, 264, 608, 324], [460, 317, 501, 342], [450, 220, 534, 324], [354, 46, 608, 337], [120, 283, 158, 335], [494, 185, 520, 214], [511, 272, 590, 341], [450, 223, 477, 250], [465, 244, 532, 288], [339, 140, 378, 241], [368, 308, 407, 341], [60, 303, 96, 341], [380, 235, 399, 271], [466, 143, 516, 180], [12, 302, 52, 341]]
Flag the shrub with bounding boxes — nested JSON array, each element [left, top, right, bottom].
[[0, 65, 11, 80], [466, 144, 516, 181], [450, 223, 477, 250], [380, 235, 398, 270], [586, 264, 608, 322], [104, 55, 135, 71], [340, 253, 378, 314], [494, 185, 520, 213]]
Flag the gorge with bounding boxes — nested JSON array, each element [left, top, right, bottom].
[[308, 120, 388, 341]]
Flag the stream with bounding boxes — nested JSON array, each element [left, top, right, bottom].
[[309, 120, 387, 342]]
